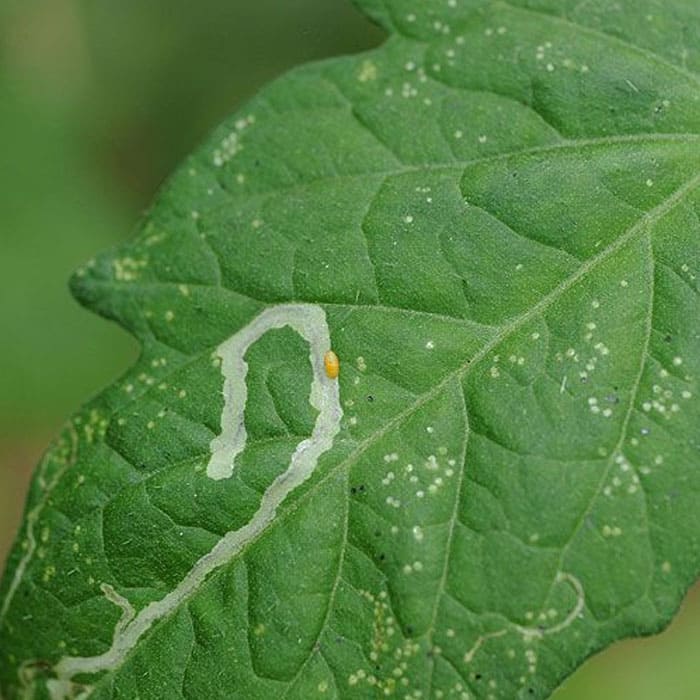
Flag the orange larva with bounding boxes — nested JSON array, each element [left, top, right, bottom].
[[324, 350, 340, 379]]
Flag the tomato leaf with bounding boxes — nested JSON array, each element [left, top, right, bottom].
[[2, 1, 699, 698]]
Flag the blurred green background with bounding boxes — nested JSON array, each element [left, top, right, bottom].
[[0, 2, 697, 697]]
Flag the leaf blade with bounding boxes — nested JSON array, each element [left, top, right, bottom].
[[2, 2, 700, 699]]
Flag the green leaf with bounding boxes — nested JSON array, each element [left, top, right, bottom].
[[2, 1, 700, 698]]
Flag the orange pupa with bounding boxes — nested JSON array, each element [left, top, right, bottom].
[[324, 350, 340, 379]]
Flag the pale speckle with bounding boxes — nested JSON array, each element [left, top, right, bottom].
[[602, 524, 622, 538], [357, 60, 378, 82], [42, 565, 57, 583], [213, 118, 251, 167], [113, 256, 148, 282]]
